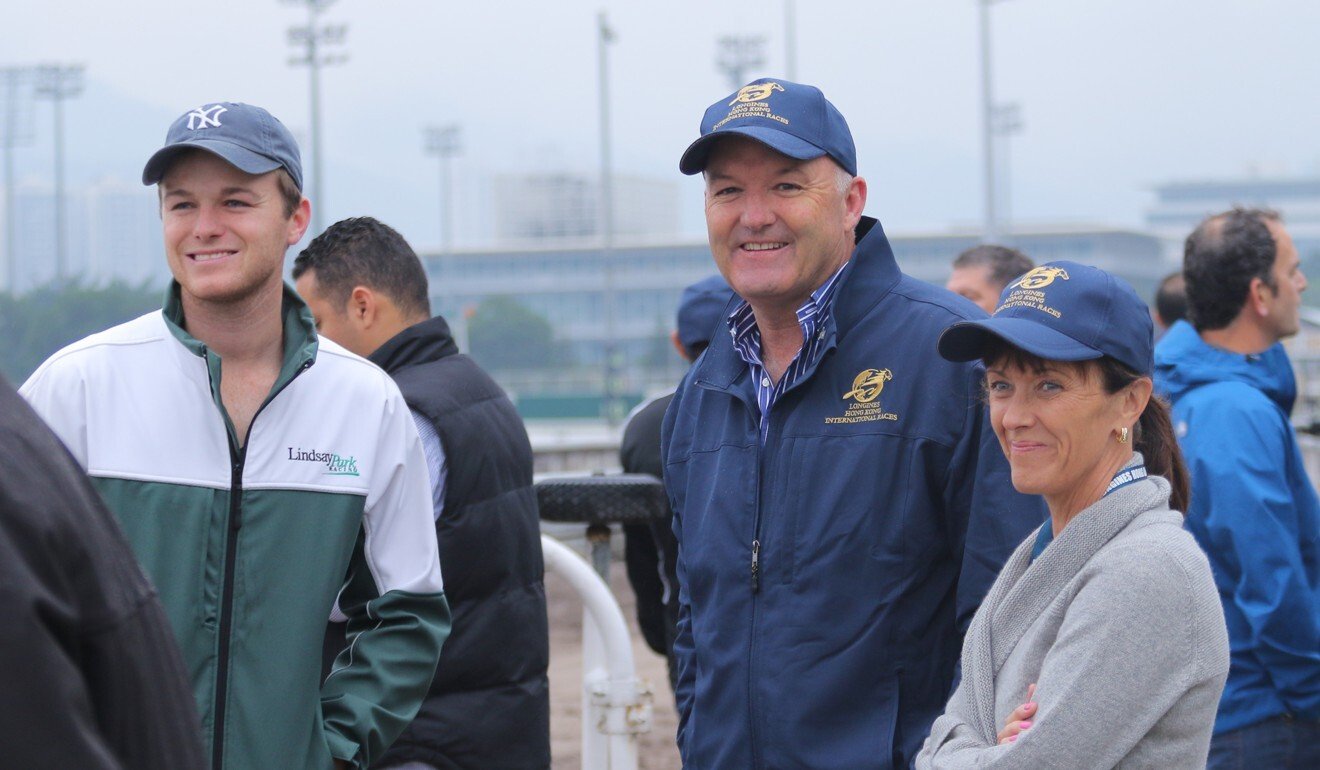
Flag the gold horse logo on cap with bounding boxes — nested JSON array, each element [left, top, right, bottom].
[[730, 82, 785, 105], [843, 368, 893, 403], [1009, 266, 1070, 290]]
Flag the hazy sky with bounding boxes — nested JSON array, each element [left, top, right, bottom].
[[5, 0, 1319, 251]]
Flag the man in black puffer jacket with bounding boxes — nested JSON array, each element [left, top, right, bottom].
[[295, 217, 549, 770]]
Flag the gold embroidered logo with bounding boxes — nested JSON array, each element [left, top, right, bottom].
[[827, 368, 899, 424], [997, 266, 1068, 318], [842, 368, 892, 403], [1009, 266, 1070, 290], [713, 82, 790, 131], [729, 82, 784, 105]]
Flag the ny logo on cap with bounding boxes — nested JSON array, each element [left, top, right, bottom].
[[729, 82, 784, 105], [186, 104, 228, 130]]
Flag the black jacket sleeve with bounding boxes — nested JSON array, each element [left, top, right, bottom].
[[0, 377, 206, 770]]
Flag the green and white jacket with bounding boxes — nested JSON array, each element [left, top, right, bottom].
[[21, 284, 451, 770]]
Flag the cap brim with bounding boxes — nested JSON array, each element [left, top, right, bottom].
[[937, 317, 1105, 364], [142, 139, 282, 185], [679, 125, 827, 175]]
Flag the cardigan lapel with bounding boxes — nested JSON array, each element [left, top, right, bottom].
[[958, 454, 1171, 743]]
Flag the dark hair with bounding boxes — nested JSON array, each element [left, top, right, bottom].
[[981, 340, 1190, 514], [1154, 271, 1187, 327], [1183, 207, 1281, 331], [292, 217, 431, 319], [952, 245, 1035, 289]]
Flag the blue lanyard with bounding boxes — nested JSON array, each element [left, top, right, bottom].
[[1105, 464, 1148, 496], [1032, 464, 1147, 562]]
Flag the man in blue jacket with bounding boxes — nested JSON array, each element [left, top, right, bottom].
[[1154, 207, 1320, 767], [661, 78, 1045, 769]]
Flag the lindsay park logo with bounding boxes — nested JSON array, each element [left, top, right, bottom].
[[288, 447, 360, 476]]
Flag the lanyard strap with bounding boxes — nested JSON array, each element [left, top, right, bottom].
[[1034, 464, 1148, 564], [1105, 464, 1148, 496]]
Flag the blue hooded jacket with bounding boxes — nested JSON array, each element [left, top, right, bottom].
[[661, 218, 1045, 769], [1154, 319, 1320, 733]]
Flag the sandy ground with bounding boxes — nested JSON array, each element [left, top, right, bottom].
[[546, 552, 681, 770]]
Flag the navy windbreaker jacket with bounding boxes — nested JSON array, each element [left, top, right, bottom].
[[1154, 320, 1320, 733], [661, 218, 1046, 769]]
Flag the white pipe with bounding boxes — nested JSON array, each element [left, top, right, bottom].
[[541, 535, 648, 770]]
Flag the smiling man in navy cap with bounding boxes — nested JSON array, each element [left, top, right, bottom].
[[661, 79, 1044, 769], [22, 102, 450, 770]]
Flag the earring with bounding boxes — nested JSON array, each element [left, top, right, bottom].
[[1118, 427, 1129, 444]]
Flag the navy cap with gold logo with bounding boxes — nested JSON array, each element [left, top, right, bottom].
[[679, 78, 857, 176], [937, 260, 1154, 375]]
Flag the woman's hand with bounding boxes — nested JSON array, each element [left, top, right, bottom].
[[996, 683, 1037, 745]]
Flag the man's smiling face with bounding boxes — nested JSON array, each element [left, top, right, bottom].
[[703, 136, 865, 319]]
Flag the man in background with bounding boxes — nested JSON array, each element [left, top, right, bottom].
[[1153, 271, 1187, 334], [295, 216, 550, 770], [1154, 208, 1319, 767], [945, 244, 1034, 314], [620, 274, 735, 693]]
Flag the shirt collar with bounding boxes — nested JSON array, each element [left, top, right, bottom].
[[725, 258, 850, 358]]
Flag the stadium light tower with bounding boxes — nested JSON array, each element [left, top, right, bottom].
[[979, 0, 1016, 243], [423, 124, 461, 255], [33, 64, 84, 284], [716, 36, 766, 91], [1, 67, 36, 292], [285, 0, 347, 234], [597, 10, 622, 425]]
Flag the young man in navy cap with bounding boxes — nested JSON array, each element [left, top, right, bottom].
[[661, 79, 1044, 769], [21, 103, 450, 770]]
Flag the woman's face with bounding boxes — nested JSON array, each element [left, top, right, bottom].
[[985, 357, 1139, 512]]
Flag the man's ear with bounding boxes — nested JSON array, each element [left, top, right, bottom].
[[348, 285, 377, 328], [286, 198, 312, 245], [1248, 276, 1277, 319]]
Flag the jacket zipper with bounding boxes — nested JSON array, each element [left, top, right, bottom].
[[208, 357, 312, 770], [748, 405, 771, 769]]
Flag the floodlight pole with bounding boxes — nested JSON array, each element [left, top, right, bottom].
[[716, 36, 766, 91], [33, 64, 84, 284], [785, 0, 797, 80], [286, 0, 347, 235], [1, 67, 32, 292], [598, 10, 621, 425], [423, 124, 461, 256]]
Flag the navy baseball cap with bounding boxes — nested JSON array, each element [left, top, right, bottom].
[[679, 78, 857, 176], [937, 261, 1154, 376], [142, 102, 304, 191], [676, 274, 736, 359]]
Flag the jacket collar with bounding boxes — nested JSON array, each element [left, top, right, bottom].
[[368, 316, 460, 374], [161, 280, 319, 384], [692, 215, 900, 394]]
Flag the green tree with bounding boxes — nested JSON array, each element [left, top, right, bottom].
[[0, 280, 164, 383], [466, 296, 557, 371]]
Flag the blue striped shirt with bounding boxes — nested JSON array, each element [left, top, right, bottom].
[[727, 262, 848, 443]]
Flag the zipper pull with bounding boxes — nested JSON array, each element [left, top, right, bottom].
[[751, 539, 761, 593]]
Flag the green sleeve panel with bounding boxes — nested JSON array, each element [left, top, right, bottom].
[[321, 585, 451, 766]]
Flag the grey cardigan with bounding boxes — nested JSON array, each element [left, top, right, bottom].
[[917, 459, 1229, 769]]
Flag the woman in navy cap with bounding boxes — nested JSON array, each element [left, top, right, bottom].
[[916, 262, 1230, 768]]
